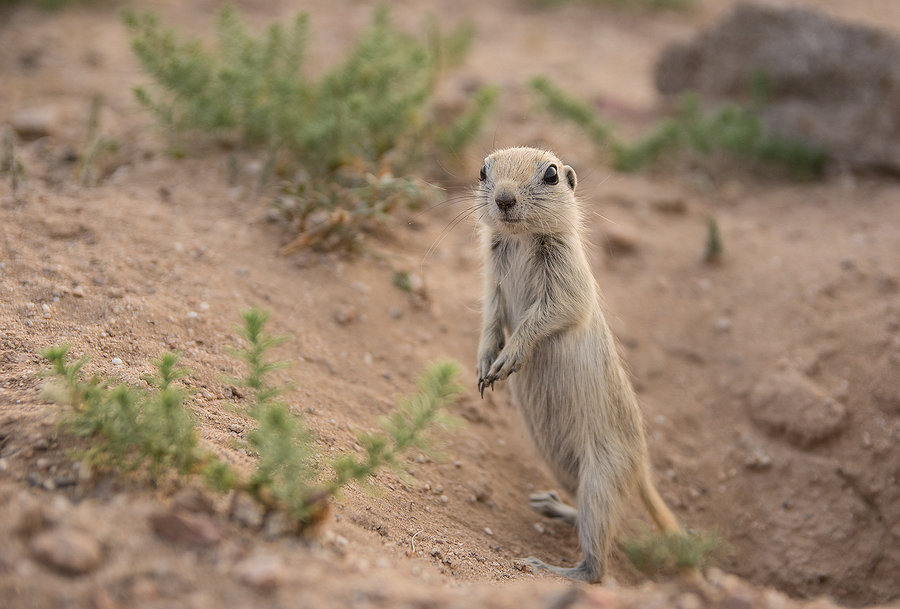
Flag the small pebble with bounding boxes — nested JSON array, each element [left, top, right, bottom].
[[29, 528, 104, 575], [111, 358, 123, 366], [232, 555, 286, 591], [333, 305, 357, 325], [149, 510, 221, 547]]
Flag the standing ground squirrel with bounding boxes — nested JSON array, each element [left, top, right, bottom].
[[475, 146, 682, 582]]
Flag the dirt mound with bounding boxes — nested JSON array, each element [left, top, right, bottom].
[[656, 3, 900, 172]]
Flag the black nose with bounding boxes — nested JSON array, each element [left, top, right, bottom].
[[495, 193, 516, 211]]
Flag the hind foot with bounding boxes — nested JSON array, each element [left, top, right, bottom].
[[529, 491, 577, 527], [523, 557, 603, 583]]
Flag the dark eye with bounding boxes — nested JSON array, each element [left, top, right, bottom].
[[479, 165, 487, 181], [543, 164, 559, 185]]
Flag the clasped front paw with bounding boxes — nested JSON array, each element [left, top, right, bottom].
[[477, 346, 524, 397]]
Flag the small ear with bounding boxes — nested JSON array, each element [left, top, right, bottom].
[[563, 165, 577, 191]]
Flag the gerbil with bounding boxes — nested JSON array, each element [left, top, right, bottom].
[[474, 147, 681, 583]]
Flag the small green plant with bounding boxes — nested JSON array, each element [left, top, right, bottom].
[[329, 359, 462, 493], [41, 309, 463, 529], [42, 348, 201, 478], [704, 217, 723, 264], [622, 530, 724, 574], [1, 127, 24, 196], [125, 7, 497, 251], [78, 94, 119, 186], [530, 77, 826, 178]]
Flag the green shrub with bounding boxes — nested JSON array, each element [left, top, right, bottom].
[[42, 348, 201, 478], [40, 309, 464, 529], [530, 77, 826, 178], [125, 7, 497, 251], [622, 530, 724, 574]]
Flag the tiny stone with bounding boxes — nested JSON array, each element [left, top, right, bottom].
[[149, 510, 221, 547], [172, 487, 216, 515], [483, 527, 493, 536], [111, 358, 123, 366], [715, 317, 733, 333], [71, 286, 85, 298], [650, 197, 688, 214], [388, 308, 403, 320], [199, 301, 209, 311], [533, 522, 545, 534], [10, 106, 59, 139], [29, 528, 103, 575], [334, 535, 348, 548], [333, 305, 357, 325], [439, 495, 449, 504], [232, 555, 286, 591], [262, 511, 297, 539], [229, 493, 265, 530], [186, 311, 199, 319]]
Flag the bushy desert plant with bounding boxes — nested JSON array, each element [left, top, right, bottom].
[[41, 309, 463, 529], [622, 529, 724, 574], [125, 7, 497, 251], [42, 348, 201, 477], [531, 76, 826, 178]]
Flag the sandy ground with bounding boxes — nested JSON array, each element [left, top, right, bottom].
[[1, 0, 899, 608]]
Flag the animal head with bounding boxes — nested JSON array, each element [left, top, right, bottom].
[[476, 147, 579, 235]]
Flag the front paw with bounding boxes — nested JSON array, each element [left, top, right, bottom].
[[481, 345, 525, 391], [476, 350, 499, 398]]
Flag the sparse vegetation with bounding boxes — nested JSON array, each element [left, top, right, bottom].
[[704, 217, 723, 264], [41, 308, 463, 529], [124, 7, 497, 251], [78, 94, 119, 187], [1, 127, 24, 196], [531, 76, 826, 178], [622, 530, 724, 574]]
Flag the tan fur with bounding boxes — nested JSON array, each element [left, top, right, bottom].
[[475, 147, 681, 583]]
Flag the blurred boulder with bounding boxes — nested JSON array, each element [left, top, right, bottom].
[[656, 3, 900, 172]]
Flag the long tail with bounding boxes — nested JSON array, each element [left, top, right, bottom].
[[637, 462, 682, 534]]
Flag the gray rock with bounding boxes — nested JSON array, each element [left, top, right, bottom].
[[29, 528, 103, 575], [656, 3, 900, 172]]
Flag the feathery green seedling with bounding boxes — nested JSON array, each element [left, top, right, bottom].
[[622, 530, 724, 575], [228, 308, 321, 522], [530, 77, 826, 177], [330, 360, 463, 493], [1, 127, 24, 195], [78, 94, 119, 187], [41, 346, 201, 477], [704, 217, 723, 264], [41, 309, 464, 529]]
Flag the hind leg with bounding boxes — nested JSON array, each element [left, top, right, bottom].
[[524, 460, 620, 584], [529, 491, 577, 527]]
